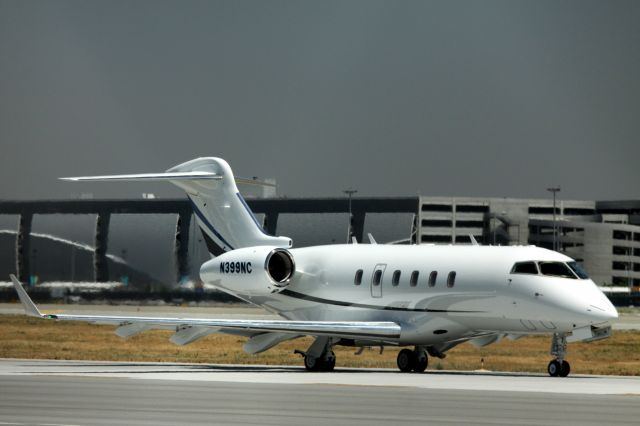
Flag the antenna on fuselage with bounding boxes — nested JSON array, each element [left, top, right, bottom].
[[469, 234, 479, 246]]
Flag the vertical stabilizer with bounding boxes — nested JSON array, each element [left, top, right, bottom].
[[61, 157, 292, 256], [166, 158, 291, 255]]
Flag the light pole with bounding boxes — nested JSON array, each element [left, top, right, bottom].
[[547, 187, 561, 251], [343, 189, 358, 243], [70, 245, 76, 282]]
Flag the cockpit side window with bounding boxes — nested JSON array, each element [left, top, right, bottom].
[[567, 261, 589, 279], [539, 262, 577, 279], [511, 261, 539, 275]]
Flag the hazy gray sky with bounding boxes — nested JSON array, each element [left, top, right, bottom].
[[1, 0, 638, 201]]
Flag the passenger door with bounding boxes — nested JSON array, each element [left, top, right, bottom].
[[371, 264, 386, 298]]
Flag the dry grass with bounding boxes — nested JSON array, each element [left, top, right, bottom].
[[1, 314, 639, 375]]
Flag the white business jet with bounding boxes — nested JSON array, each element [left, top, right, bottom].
[[11, 157, 618, 376]]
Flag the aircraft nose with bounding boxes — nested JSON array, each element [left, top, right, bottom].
[[586, 289, 618, 322]]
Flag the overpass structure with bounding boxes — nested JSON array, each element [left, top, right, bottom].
[[2, 197, 638, 289], [0, 197, 419, 283]]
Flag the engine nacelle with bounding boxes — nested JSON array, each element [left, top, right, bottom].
[[199, 246, 295, 299], [265, 248, 295, 286]]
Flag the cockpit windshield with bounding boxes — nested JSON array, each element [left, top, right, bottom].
[[567, 261, 590, 279], [538, 262, 576, 279], [511, 261, 539, 274], [510, 260, 589, 280]]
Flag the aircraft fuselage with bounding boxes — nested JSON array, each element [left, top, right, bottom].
[[201, 244, 617, 346]]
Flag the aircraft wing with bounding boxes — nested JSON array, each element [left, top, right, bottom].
[[10, 276, 401, 344]]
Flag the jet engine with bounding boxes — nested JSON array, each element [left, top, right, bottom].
[[199, 246, 296, 294], [265, 248, 295, 286]]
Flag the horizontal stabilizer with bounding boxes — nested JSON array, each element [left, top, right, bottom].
[[60, 171, 221, 182], [61, 172, 275, 188], [235, 177, 276, 188], [59, 157, 292, 255]]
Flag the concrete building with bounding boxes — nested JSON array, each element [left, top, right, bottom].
[[2, 195, 639, 289], [417, 197, 640, 287]]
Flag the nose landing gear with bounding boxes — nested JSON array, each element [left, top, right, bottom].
[[397, 347, 428, 373], [548, 333, 571, 377]]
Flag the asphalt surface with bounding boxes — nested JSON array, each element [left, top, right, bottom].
[[0, 359, 638, 426]]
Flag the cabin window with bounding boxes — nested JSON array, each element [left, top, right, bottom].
[[567, 261, 589, 279], [539, 262, 577, 279], [354, 269, 363, 285], [428, 271, 437, 287], [373, 269, 383, 286], [447, 271, 456, 288], [410, 271, 419, 287], [392, 270, 401, 286], [511, 262, 539, 275]]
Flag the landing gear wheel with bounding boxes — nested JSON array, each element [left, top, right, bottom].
[[413, 352, 428, 373], [547, 360, 561, 377], [397, 349, 416, 373], [304, 354, 322, 372], [549, 333, 570, 377], [304, 351, 336, 372], [323, 351, 336, 372]]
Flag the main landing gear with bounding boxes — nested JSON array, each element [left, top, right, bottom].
[[548, 333, 571, 377], [302, 350, 336, 372], [397, 347, 428, 373], [296, 337, 336, 372]]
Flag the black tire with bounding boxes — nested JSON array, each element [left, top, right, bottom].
[[413, 352, 428, 373], [547, 359, 561, 377], [397, 349, 415, 372], [304, 355, 322, 372], [323, 353, 336, 372], [559, 360, 571, 377]]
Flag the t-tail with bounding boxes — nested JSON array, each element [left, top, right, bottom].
[[61, 157, 292, 256]]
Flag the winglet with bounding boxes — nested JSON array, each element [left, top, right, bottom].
[[10, 275, 42, 318]]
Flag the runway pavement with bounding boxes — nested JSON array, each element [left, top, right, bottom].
[[0, 359, 638, 426]]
